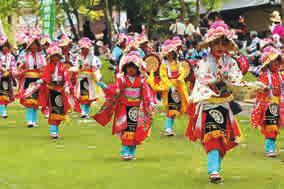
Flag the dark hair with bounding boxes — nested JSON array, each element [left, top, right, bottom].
[[165, 51, 177, 60], [122, 62, 140, 75], [0, 42, 11, 51], [275, 55, 282, 63]]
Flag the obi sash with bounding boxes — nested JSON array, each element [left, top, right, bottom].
[[265, 102, 280, 126], [49, 89, 65, 121], [121, 106, 139, 145], [203, 105, 228, 143], [124, 87, 141, 103], [80, 78, 89, 100], [0, 75, 10, 102], [168, 89, 182, 112]]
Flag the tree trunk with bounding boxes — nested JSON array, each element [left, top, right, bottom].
[[62, 0, 78, 41], [179, 0, 188, 20], [104, 0, 114, 41], [74, 9, 81, 35], [195, 0, 200, 26]]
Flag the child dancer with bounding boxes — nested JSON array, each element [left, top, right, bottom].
[[147, 39, 188, 136], [0, 36, 16, 118], [18, 36, 46, 127], [185, 21, 262, 183], [75, 37, 101, 118], [39, 44, 72, 139], [94, 51, 152, 160], [251, 46, 283, 157]]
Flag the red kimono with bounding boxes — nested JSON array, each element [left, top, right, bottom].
[[251, 69, 284, 139], [94, 75, 153, 146], [39, 62, 72, 126]]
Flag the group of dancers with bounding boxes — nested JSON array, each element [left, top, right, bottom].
[[0, 18, 283, 183]]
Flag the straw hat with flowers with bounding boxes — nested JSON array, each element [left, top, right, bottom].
[[199, 21, 238, 52]]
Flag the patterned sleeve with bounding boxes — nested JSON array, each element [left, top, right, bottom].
[[195, 59, 217, 85], [225, 57, 245, 86]]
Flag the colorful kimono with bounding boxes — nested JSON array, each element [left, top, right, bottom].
[[147, 59, 189, 135], [186, 53, 243, 154], [75, 53, 101, 117], [39, 61, 72, 137], [0, 52, 16, 117], [94, 75, 152, 157], [18, 51, 46, 126], [185, 53, 244, 177], [251, 69, 284, 154]]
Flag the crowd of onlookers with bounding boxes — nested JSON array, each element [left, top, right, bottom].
[[85, 12, 283, 79]]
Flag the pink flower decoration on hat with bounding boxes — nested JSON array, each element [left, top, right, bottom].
[[206, 21, 234, 41], [260, 46, 281, 68], [126, 36, 138, 48], [0, 35, 8, 46], [16, 33, 28, 45], [78, 37, 93, 49], [46, 43, 63, 57], [161, 40, 177, 55], [163, 39, 172, 46], [119, 51, 144, 72], [172, 36, 182, 47]]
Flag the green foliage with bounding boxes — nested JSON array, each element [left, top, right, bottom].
[[57, 0, 104, 21], [100, 58, 115, 84], [200, 0, 231, 13]]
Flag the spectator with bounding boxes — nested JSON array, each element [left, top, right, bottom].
[[185, 19, 196, 36], [169, 18, 186, 36], [247, 31, 261, 54], [234, 16, 248, 48]]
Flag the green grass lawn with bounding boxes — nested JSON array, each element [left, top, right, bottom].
[[0, 103, 284, 189]]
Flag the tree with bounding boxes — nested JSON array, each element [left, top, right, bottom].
[[57, 0, 104, 40], [179, 0, 188, 20]]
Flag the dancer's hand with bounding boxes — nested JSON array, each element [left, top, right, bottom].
[[65, 87, 70, 94]]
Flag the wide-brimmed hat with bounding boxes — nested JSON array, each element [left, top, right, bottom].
[[125, 36, 138, 50], [261, 46, 281, 69], [119, 51, 144, 72], [59, 34, 72, 47], [46, 43, 63, 59], [78, 37, 93, 49], [199, 21, 237, 51], [161, 39, 177, 56], [171, 36, 182, 47], [26, 36, 41, 50], [270, 11, 281, 23]]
